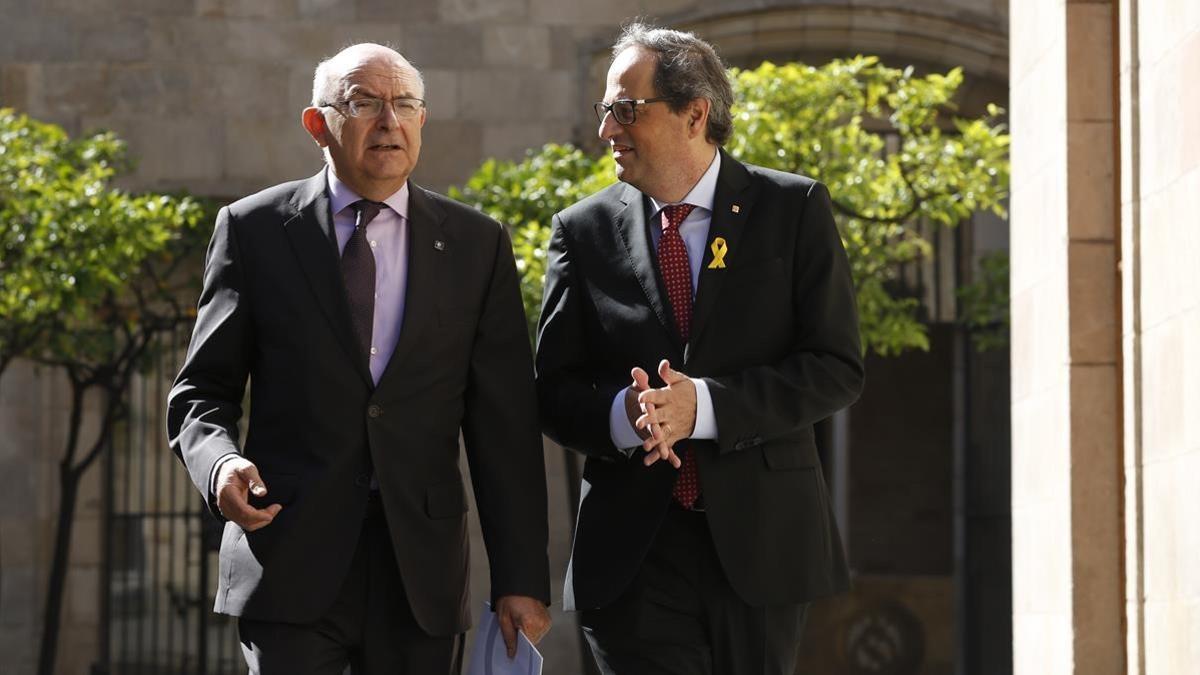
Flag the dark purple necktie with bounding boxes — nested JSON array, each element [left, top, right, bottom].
[[342, 200, 383, 358], [657, 203, 702, 509]]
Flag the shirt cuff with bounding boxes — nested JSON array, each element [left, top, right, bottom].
[[690, 377, 718, 440], [209, 452, 241, 512], [609, 386, 644, 452]]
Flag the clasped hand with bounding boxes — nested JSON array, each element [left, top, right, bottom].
[[625, 359, 696, 468]]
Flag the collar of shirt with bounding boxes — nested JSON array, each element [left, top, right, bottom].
[[326, 166, 410, 221], [648, 150, 721, 223]]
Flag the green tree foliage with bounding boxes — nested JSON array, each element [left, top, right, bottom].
[[453, 57, 1010, 355], [450, 145, 617, 340], [0, 108, 209, 675], [0, 108, 208, 372]]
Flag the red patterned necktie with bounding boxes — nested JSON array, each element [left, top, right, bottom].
[[657, 203, 702, 509]]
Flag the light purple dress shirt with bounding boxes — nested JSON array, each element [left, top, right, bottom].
[[608, 151, 721, 450], [327, 168, 410, 385]]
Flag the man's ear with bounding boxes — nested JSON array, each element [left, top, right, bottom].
[[687, 98, 710, 140], [301, 107, 330, 147]]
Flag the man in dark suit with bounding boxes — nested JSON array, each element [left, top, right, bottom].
[[167, 43, 550, 675], [536, 24, 864, 674]]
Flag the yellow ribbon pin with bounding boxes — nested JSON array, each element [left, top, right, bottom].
[[708, 237, 728, 269]]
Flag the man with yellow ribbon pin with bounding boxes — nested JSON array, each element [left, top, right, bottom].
[[536, 22, 864, 675]]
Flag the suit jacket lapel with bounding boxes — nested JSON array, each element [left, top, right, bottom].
[[689, 150, 756, 354], [283, 171, 374, 387], [376, 183, 442, 386], [615, 183, 675, 342]]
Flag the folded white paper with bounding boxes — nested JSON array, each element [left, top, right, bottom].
[[465, 602, 543, 675]]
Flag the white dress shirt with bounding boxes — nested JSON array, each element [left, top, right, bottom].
[[608, 151, 721, 450]]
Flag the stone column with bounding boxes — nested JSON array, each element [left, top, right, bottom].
[[1119, 0, 1200, 673], [1009, 1, 1124, 673]]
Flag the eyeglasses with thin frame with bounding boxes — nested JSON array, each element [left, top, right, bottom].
[[320, 96, 426, 119], [593, 97, 674, 125]]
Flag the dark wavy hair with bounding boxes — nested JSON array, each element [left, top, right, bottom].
[[611, 22, 734, 146]]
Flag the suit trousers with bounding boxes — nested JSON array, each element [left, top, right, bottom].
[[581, 505, 809, 675], [237, 496, 465, 675]]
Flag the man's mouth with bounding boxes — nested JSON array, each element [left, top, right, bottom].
[[611, 144, 634, 155], [370, 143, 403, 151]]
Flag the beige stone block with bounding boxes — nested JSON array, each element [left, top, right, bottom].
[[191, 63, 292, 115], [1006, 162, 1066, 292], [1067, 369, 1124, 672], [68, 515, 103, 568], [1012, 596, 1073, 674], [1066, 122, 1116, 241], [1012, 389, 1071, 504], [356, 0, 439, 22], [458, 69, 573, 122], [1141, 461, 1183, 600], [441, 0, 526, 22], [527, 0, 642, 26], [0, 622, 36, 675], [481, 121, 574, 164], [223, 115, 321, 185], [1140, 320, 1187, 463], [1065, 3, 1114, 122], [298, 0, 341, 19], [1142, 598, 1200, 672], [45, 0, 192, 14], [1009, 0, 1066, 86], [421, 69, 459, 119], [1137, 44, 1200, 195], [1011, 59, 1068, 192], [1012, 501, 1072, 612], [402, 23, 483, 69], [483, 25, 552, 69], [1137, 0, 1200, 68], [1067, 242, 1118, 364], [197, 0, 296, 18], [81, 114, 224, 190], [0, 64, 34, 110], [1010, 278, 1070, 398], [1138, 167, 1200, 327], [288, 62, 318, 110], [410, 119, 483, 193]]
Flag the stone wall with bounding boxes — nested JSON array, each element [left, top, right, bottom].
[[0, 1, 1010, 673]]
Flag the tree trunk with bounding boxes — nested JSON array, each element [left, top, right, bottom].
[[36, 462, 82, 675]]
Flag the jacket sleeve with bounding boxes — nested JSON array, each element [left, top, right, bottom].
[[166, 206, 252, 519], [460, 221, 552, 605], [534, 213, 630, 461], [704, 182, 865, 453]]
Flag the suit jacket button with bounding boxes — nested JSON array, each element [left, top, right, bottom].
[[367, 404, 383, 418], [354, 473, 371, 487]]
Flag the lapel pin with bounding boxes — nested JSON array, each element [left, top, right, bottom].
[[731, 204, 741, 214], [708, 236, 728, 269], [434, 240, 445, 251]]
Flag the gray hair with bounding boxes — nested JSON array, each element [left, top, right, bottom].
[[311, 43, 425, 107], [612, 23, 734, 146]]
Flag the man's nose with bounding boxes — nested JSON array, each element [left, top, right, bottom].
[[375, 102, 401, 130], [598, 110, 621, 141]]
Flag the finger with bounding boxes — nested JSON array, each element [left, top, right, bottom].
[[238, 464, 268, 497], [637, 389, 669, 407], [239, 504, 282, 532], [498, 607, 518, 659], [630, 366, 651, 391], [635, 410, 662, 432], [659, 358, 686, 384]]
